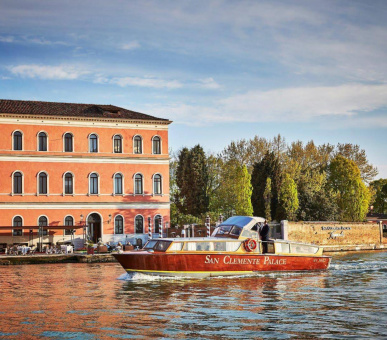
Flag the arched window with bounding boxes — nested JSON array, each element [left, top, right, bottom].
[[115, 215, 124, 234], [39, 216, 48, 236], [64, 133, 73, 152], [153, 174, 162, 195], [113, 135, 122, 153], [133, 135, 142, 154], [13, 171, 23, 194], [89, 134, 98, 153], [154, 215, 162, 234], [152, 136, 161, 154], [134, 174, 143, 194], [89, 173, 99, 195], [13, 131, 23, 151], [13, 215, 23, 236], [38, 132, 48, 151], [114, 173, 123, 195], [64, 215, 74, 235], [135, 215, 144, 234], [38, 172, 48, 195], [64, 172, 74, 195]]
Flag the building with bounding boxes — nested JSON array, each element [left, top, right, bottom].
[[0, 99, 171, 249]]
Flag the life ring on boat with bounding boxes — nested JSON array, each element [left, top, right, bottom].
[[244, 238, 257, 252]]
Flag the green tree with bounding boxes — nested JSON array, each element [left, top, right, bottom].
[[329, 155, 371, 221], [263, 177, 272, 221], [370, 179, 387, 214], [175, 145, 209, 217], [251, 152, 281, 220], [212, 160, 253, 216], [278, 174, 299, 221]]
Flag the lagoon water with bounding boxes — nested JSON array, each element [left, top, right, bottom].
[[1, 251, 387, 339]]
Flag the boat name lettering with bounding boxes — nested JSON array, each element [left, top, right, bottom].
[[204, 255, 220, 264], [321, 226, 351, 231], [264, 256, 287, 265], [223, 255, 261, 265]]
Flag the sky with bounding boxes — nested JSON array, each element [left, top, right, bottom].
[[0, 0, 386, 178]]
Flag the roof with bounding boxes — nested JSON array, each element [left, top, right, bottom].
[[0, 99, 170, 123]]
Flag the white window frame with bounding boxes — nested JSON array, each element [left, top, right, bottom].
[[113, 172, 124, 196], [88, 172, 100, 196], [63, 215, 74, 236], [112, 134, 123, 153], [154, 214, 162, 234], [12, 215, 24, 236], [12, 130, 24, 151], [88, 133, 99, 153], [134, 214, 144, 234], [133, 172, 144, 195], [11, 170, 24, 196], [37, 130, 49, 152], [36, 171, 49, 196], [152, 173, 163, 195], [37, 215, 49, 236], [63, 132, 74, 152], [114, 214, 125, 235], [151, 135, 162, 155], [63, 171, 75, 196], [133, 134, 143, 154]]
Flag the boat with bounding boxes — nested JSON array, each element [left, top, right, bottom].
[[113, 216, 331, 277]]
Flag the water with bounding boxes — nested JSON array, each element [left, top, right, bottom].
[[1, 251, 387, 339]]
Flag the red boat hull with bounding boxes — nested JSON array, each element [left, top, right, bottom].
[[114, 252, 331, 277]]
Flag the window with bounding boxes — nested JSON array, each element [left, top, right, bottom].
[[113, 135, 122, 153], [134, 174, 143, 194], [135, 215, 144, 234], [153, 174, 162, 195], [39, 216, 48, 236], [152, 136, 161, 154], [13, 171, 23, 194], [154, 215, 162, 234], [64, 172, 74, 195], [13, 131, 23, 151], [64, 215, 74, 236], [64, 133, 73, 152], [133, 135, 142, 154], [115, 215, 124, 234], [89, 173, 99, 195], [38, 132, 47, 151], [13, 216, 23, 236], [89, 134, 98, 152], [114, 173, 123, 195], [38, 172, 48, 195]]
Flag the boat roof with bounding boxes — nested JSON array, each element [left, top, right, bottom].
[[219, 216, 265, 228]]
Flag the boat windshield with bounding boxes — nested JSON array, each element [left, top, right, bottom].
[[215, 225, 242, 238], [144, 240, 172, 252]]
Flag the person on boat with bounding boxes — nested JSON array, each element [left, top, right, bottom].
[[259, 220, 270, 253]]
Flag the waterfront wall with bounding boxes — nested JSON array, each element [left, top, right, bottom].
[[282, 220, 386, 252]]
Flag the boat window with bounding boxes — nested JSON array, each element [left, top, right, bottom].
[[184, 242, 197, 251], [290, 244, 319, 254], [230, 226, 242, 236], [241, 229, 258, 239], [196, 242, 214, 251], [154, 241, 171, 252], [144, 240, 158, 249], [276, 242, 290, 253], [169, 242, 183, 251], [217, 225, 232, 235]]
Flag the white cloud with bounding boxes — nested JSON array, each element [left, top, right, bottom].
[[198, 78, 221, 89], [121, 41, 140, 50], [9, 64, 88, 80], [149, 83, 387, 125], [110, 76, 182, 89], [0, 36, 15, 43]]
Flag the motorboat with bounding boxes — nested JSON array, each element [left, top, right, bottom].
[[113, 216, 331, 277]]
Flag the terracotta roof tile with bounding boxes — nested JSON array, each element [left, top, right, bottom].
[[0, 99, 170, 122]]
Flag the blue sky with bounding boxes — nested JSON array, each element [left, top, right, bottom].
[[1, 0, 386, 178]]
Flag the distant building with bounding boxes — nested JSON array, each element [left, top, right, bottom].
[[0, 99, 171, 248]]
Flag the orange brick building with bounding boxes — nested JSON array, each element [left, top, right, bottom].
[[0, 99, 171, 249]]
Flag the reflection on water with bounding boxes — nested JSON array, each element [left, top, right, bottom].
[[1, 251, 387, 339]]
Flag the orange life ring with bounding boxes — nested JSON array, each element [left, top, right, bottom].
[[244, 238, 257, 252]]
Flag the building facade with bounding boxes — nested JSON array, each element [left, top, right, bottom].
[[0, 100, 171, 249]]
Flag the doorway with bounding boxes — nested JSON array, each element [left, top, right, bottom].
[[88, 213, 101, 243]]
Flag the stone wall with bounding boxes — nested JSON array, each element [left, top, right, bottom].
[[281, 221, 385, 251]]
